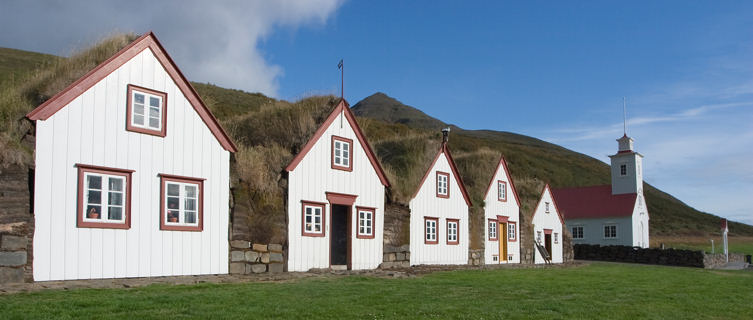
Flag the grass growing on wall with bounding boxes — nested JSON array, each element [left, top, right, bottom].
[[1, 263, 750, 319]]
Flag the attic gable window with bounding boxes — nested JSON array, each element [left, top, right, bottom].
[[497, 180, 507, 202], [126, 84, 167, 137], [545, 202, 550, 213], [436, 172, 449, 198], [76, 164, 133, 229], [160, 174, 204, 232], [331, 136, 353, 171]]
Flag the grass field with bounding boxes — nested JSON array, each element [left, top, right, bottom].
[[653, 236, 753, 256], [1, 262, 751, 319]]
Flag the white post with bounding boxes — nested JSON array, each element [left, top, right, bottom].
[[711, 239, 714, 254], [722, 218, 729, 263]]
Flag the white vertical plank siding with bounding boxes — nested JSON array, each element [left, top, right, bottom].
[[483, 160, 521, 265], [32, 49, 230, 281], [532, 188, 563, 264], [409, 152, 469, 265], [287, 111, 385, 272]]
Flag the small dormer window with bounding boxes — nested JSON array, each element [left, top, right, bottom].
[[620, 164, 627, 176], [126, 84, 167, 137], [545, 202, 550, 213], [331, 136, 353, 171], [436, 172, 449, 198], [497, 181, 507, 202]]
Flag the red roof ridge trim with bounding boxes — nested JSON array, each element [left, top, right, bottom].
[[26, 31, 237, 152], [483, 154, 521, 206], [410, 142, 473, 207], [284, 99, 390, 187]]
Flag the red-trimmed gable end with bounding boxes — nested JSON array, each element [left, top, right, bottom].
[[483, 155, 521, 206], [411, 142, 472, 207], [26, 31, 237, 152]]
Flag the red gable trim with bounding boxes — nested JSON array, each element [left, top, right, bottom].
[[531, 184, 565, 225], [284, 99, 390, 187], [410, 142, 473, 207], [26, 31, 237, 153], [483, 155, 521, 207]]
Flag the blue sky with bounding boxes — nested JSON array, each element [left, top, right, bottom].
[[1, 1, 751, 225]]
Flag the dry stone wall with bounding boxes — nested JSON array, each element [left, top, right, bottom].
[[575, 244, 707, 267], [468, 249, 483, 265], [0, 164, 34, 284], [382, 245, 410, 269], [228, 241, 285, 274], [703, 253, 745, 269]]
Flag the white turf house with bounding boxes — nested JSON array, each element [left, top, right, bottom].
[[483, 155, 521, 264], [27, 32, 236, 281], [531, 185, 564, 264]]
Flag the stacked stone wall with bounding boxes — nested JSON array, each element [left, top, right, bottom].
[[468, 249, 483, 265], [703, 253, 745, 269], [575, 244, 710, 267], [381, 245, 410, 268], [0, 164, 34, 284], [229, 241, 285, 274]]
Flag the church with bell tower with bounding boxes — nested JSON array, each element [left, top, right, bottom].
[[551, 133, 650, 248]]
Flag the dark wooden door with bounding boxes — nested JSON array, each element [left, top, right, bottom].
[[330, 205, 349, 267]]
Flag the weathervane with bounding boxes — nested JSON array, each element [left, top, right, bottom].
[[338, 59, 344, 99]]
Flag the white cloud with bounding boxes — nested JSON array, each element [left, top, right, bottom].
[[0, 0, 344, 97]]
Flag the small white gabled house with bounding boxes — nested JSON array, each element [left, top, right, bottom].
[[285, 99, 390, 272], [483, 155, 521, 264], [26, 32, 236, 281], [409, 130, 472, 265], [552, 134, 650, 248], [531, 184, 564, 264]]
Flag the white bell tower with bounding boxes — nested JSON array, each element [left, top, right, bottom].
[[609, 135, 643, 195]]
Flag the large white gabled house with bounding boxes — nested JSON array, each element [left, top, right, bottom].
[[483, 155, 521, 264], [284, 99, 390, 272], [27, 32, 236, 281], [409, 129, 472, 265], [552, 134, 650, 248], [531, 184, 564, 264]]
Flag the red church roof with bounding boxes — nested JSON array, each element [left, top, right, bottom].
[[551, 185, 637, 219]]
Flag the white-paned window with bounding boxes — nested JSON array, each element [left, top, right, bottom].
[[508, 222, 516, 241], [436, 172, 449, 197], [488, 220, 497, 240], [537, 231, 542, 244], [545, 202, 550, 213], [332, 136, 353, 170], [357, 207, 375, 238], [620, 164, 627, 176], [127, 85, 166, 136], [554, 233, 559, 244], [165, 182, 199, 226], [302, 202, 325, 236], [498, 181, 507, 201], [572, 226, 584, 239], [76, 164, 133, 229], [83, 173, 125, 223], [604, 225, 618, 239], [425, 217, 438, 244], [447, 220, 459, 244]]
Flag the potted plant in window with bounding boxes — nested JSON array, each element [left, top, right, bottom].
[[167, 203, 179, 223], [87, 207, 100, 219]]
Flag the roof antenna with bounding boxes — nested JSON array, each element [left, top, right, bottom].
[[338, 59, 344, 99], [623, 96, 627, 136]]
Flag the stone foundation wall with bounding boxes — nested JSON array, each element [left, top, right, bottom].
[[703, 253, 745, 269], [575, 244, 706, 267], [468, 249, 483, 266], [0, 164, 34, 284], [381, 245, 410, 268], [229, 241, 284, 274]]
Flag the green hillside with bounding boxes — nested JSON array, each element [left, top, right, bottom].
[[0, 47, 58, 84], [1, 36, 750, 243]]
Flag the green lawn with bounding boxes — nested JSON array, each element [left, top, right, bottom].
[[1, 262, 751, 319]]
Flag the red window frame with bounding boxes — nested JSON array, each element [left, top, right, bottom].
[[355, 206, 376, 239], [331, 136, 353, 172], [508, 221, 517, 242], [301, 201, 327, 237], [446, 218, 459, 245], [424, 217, 439, 244], [436, 171, 450, 198], [126, 84, 168, 137], [497, 180, 507, 202], [488, 218, 498, 241], [159, 174, 204, 232], [76, 164, 134, 229]]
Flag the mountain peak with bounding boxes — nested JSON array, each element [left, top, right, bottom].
[[352, 92, 446, 130]]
